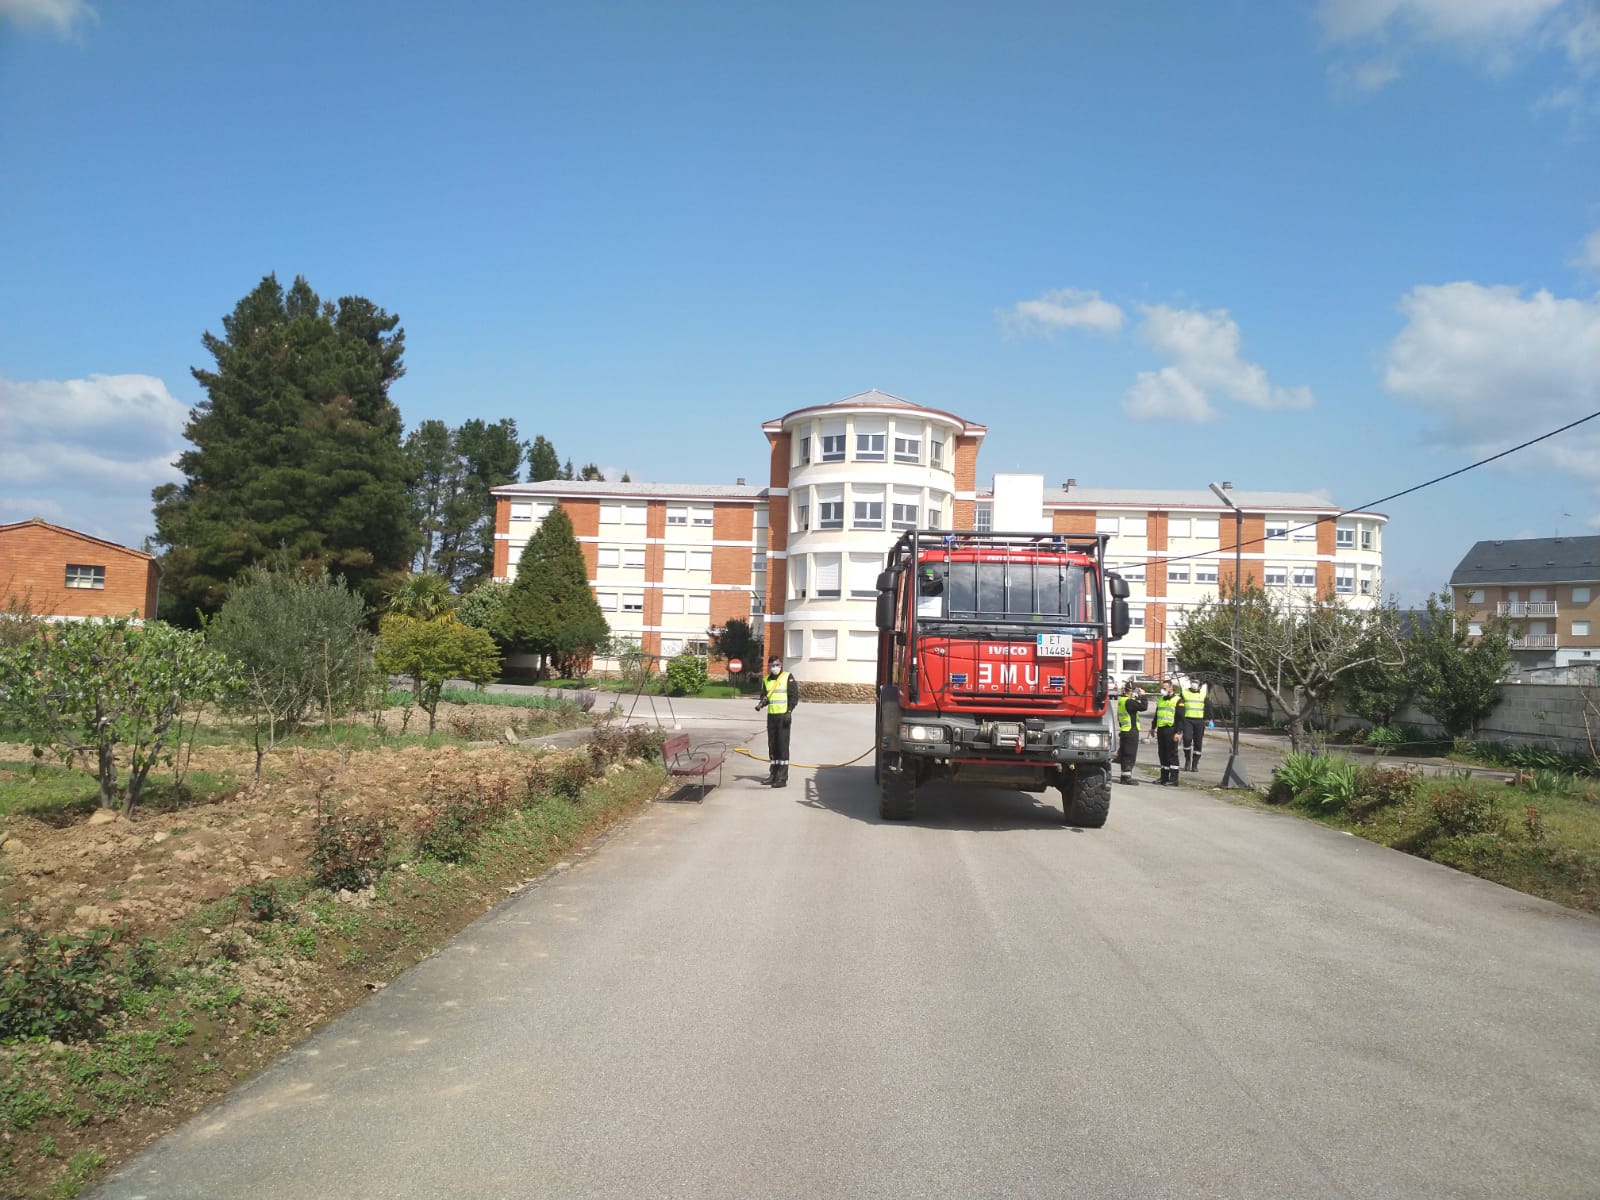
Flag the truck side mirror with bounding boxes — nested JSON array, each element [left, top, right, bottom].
[[876, 589, 896, 631], [1107, 572, 1130, 600], [876, 570, 894, 591], [1111, 598, 1130, 640]]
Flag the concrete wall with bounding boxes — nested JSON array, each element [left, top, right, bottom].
[[1235, 682, 1599, 755]]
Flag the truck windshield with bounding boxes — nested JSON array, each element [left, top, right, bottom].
[[926, 560, 1098, 623]]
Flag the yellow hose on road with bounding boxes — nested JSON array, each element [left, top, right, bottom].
[[734, 746, 875, 770]]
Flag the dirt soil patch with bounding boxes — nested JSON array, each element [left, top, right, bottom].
[[0, 705, 665, 1199]]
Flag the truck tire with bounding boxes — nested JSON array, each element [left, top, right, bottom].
[[1063, 765, 1111, 828], [879, 769, 916, 821]]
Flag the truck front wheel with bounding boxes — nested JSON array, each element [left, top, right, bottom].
[[879, 765, 916, 821], [1062, 764, 1111, 828]]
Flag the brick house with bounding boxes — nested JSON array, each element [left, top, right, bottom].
[[0, 518, 161, 620], [1451, 536, 1600, 672]]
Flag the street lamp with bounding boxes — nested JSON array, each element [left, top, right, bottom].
[[1208, 481, 1252, 790]]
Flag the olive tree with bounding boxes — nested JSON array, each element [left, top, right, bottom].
[[0, 618, 232, 813], [375, 613, 501, 733], [1407, 593, 1515, 738]]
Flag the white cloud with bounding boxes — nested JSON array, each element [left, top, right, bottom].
[[0, 373, 188, 551], [1319, 0, 1564, 47], [1573, 226, 1600, 276], [0, 0, 97, 37], [1123, 304, 1315, 422], [1002, 289, 1125, 337], [1382, 282, 1600, 513]]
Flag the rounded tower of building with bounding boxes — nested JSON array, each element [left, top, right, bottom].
[[760, 391, 985, 691]]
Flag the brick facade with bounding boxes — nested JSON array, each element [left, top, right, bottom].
[[0, 519, 160, 620]]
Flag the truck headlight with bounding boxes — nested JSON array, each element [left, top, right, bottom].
[[900, 723, 946, 743], [1068, 732, 1107, 749]]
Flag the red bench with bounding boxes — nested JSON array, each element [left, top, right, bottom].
[[661, 733, 727, 802]]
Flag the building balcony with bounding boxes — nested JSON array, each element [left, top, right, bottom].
[[1498, 601, 1557, 617], [1510, 634, 1559, 650]]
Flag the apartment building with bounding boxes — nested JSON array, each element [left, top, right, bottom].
[[490, 480, 768, 664], [1450, 536, 1600, 672], [490, 391, 1388, 687], [0, 518, 161, 620]]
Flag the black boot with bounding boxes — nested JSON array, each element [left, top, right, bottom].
[[767, 764, 777, 786], [774, 763, 787, 788], [1192, 753, 1202, 774], [1120, 772, 1140, 786]]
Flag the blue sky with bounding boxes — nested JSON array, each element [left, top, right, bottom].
[[1, 0, 1597, 605]]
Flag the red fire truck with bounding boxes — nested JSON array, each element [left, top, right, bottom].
[[873, 529, 1132, 826]]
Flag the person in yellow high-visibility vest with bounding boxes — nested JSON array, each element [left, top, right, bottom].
[[1149, 677, 1183, 786], [1114, 681, 1147, 785], [1180, 676, 1210, 772], [755, 655, 799, 787]]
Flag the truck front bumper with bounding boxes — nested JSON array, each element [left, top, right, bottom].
[[892, 715, 1112, 764]]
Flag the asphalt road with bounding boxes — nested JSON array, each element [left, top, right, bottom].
[[93, 701, 1600, 1199]]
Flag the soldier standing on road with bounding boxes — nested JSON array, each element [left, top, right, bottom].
[[1180, 676, 1210, 772], [1151, 677, 1183, 786], [755, 655, 799, 788], [1114, 681, 1147, 785]]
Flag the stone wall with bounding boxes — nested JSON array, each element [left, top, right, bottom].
[[1235, 682, 1599, 755], [799, 681, 876, 703]]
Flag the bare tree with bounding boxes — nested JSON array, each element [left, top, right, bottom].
[[1174, 585, 1404, 752]]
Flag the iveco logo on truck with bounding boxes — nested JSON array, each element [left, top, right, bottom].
[[872, 529, 1132, 827]]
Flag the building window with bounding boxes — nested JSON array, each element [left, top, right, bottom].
[[686, 638, 710, 657], [664, 550, 685, 570], [1168, 518, 1190, 539], [814, 554, 842, 599], [753, 552, 766, 574], [1468, 589, 1485, 604], [1574, 621, 1591, 637], [510, 501, 532, 522], [1168, 563, 1190, 584], [787, 629, 803, 658], [820, 434, 846, 462], [1195, 562, 1218, 584], [667, 506, 688, 526], [853, 499, 884, 530], [1120, 656, 1144, 674], [661, 594, 684, 614], [623, 505, 647, 525], [1119, 561, 1146, 583], [1192, 518, 1217, 539], [855, 432, 886, 461], [1359, 568, 1374, 596], [1124, 517, 1148, 538], [819, 500, 844, 530], [751, 592, 765, 616], [690, 507, 713, 526], [891, 502, 918, 530], [660, 637, 683, 657], [799, 436, 811, 465], [790, 557, 807, 599], [974, 504, 991, 532], [926, 505, 942, 527], [1097, 516, 1119, 535], [597, 547, 620, 568], [1574, 587, 1591, 604], [1293, 519, 1316, 541], [795, 504, 809, 532], [753, 507, 768, 529], [623, 548, 646, 569], [1336, 526, 1355, 548], [847, 630, 878, 660], [812, 629, 838, 660], [930, 438, 944, 467], [1467, 621, 1483, 637], [595, 592, 618, 611], [690, 550, 711, 571], [848, 554, 879, 599], [622, 593, 644, 613], [1263, 520, 1286, 541], [600, 504, 622, 525], [688, 594, 710, 615], [1292, 566, 1316, 588], [1361, 528, 1374, 551], [1335, 566, 1355, 594], [1129, 609, 1145, 628], [893, 435, 921, 464], [1264, 565, 1288, 587]]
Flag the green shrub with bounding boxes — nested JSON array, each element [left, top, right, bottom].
[[623, 724, 666, 761], [664, 653, 708, 697], [309, 800, 389, 891], [587, 722, 630, 769], [0, 921, 119, 1041], [414, 776, 514, 863], [1270, 753, 1331, 804], [1428, 784, 1505, 837], [1523, 769, 1576, 797], [234, 881, 288, 923], [1522, 804, 1546, 842], [1364, 726, 1404, 752], [1356, 764, 1421, 808]]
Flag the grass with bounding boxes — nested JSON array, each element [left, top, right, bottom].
[[543, 677, 757, 700], [0, 762, 240, 821]]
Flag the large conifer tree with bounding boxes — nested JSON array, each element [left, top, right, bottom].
[[502, 507, 608, 677], [152, 274, 417, 621]]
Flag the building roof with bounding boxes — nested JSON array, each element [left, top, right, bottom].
[[1449, 536, 1600, 587], [491, 480, 768, 501], [0, 517, 155, 560], [1029, 486, 1384, 516], [761, 390, 987, 436]]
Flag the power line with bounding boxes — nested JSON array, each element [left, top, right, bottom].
[[1119, 409, 1600, 574]]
